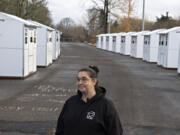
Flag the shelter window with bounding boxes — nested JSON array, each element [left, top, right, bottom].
[[30, 37, 33, 43], [144, 40, 147, 45], [106, 37, 109, 42], [34, 37, 36, 43], [25, 37, 28, 44], [25, 29, 28, 44], [165, 34, 168, 46], [49, 38, 52, 42], [113, 36, 116, 42], [161, 41, 164, 46], [121, 36, 125, 43]]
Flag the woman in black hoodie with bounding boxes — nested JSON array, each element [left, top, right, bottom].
[[55, 65, 123, 135]]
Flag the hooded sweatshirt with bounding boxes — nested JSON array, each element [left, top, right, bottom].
[[55, 87, 123, 135]]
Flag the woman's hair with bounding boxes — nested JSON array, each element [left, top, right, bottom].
[[78, 65, 100, 87]]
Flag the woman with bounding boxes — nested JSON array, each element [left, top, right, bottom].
[[55, 65, 123, 135]]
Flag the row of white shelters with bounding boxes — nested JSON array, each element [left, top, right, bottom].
[[0, 12, 61, 78], [130, 31, 150, 58], [157, 27, 180, 68], [96, 28, 180, 73], [28, 20, 54, 67], [143, 29, 166, 62], [0, 12, 38, 78]]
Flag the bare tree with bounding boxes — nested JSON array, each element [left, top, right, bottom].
[[0, 0, 52, 26], [90, 0, 122, 33]]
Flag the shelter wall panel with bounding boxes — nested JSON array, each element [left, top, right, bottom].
[[167, 50, 179, 68], [0, 20, 23, 48], [37, 46, 46, 66], [0, 49, 23, 76]]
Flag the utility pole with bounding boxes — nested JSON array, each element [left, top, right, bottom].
[[142, 0, 145, 31]]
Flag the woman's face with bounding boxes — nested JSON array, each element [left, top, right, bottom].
[[76, 71, 97, 93]]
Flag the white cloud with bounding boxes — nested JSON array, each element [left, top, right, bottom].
[[47, 0, 92, 25], [135, 0, 180, 21], [47, 0, 180, 25]]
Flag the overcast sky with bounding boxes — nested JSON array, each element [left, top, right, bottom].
[[47, 0, 180, 25]]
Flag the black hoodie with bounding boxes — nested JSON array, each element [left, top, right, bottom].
[[55, 87, 123, 135]]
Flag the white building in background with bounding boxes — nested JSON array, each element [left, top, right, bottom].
[[116, 32, 126, 54], [102, 34, 106, 50], [57, 31, 62, 57], [143, 29, 166, 62], [52, 30, 61, 60], [29, 20, 54, 67], [105, 34, 110, 51], [115, 33, 122, 53], [130, 31, 150, 58], [120, 32, 135, 55], [100, 34, 104, 49], [157, 27, 180, 68], [110, 33, 118, 52], [96, 35, 100, 49], [0, 12, 37, 78], [178, 44, 180, 73]]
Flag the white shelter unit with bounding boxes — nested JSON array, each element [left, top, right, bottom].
[[29, 20, 54, 67], [110, 33, 118, 52], [52, 30, 61, 60], [57, 31, 62, 57], [115, 33, 122, 53], [143, 29, 166, 62], [0, 12, 37, 78], [102, 34, 106, 50], [120, 32, 135, 55], [157, 27, 180, 68], [99, 34, 104, 49], [96, 34, 101, 49], [106, 34, 111, 51], [178, 44, 180, 73], [130, 31, 150, 58]]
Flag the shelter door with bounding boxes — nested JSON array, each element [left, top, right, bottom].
[[28, 29, 34, 73], [24, 28, 29, 76]]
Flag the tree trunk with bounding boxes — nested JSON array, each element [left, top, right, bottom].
[[104, 0, 108, 33]]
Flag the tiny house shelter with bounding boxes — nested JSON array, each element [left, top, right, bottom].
[[106, 34, 111, 51], [102, 34, 106, 50], [178, 44, 180, 73], [57, 31, 62, 57], [29, 20, 54, 67], [52, 30, 61, 60], [110, 33, 118, 52], [130, 31, 150, 58], [112, 32, 124, 53], [100, 34, 104, 49], [115, 33, 122, 53], [157, 27, 180, 68], [96, 35, 99, 48], [0, 12, 37, 78], [143, 29, 166, 62], [120, 32, 135, 55]]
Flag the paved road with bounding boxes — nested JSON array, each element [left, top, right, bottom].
[[0, 42, 180, 135]]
